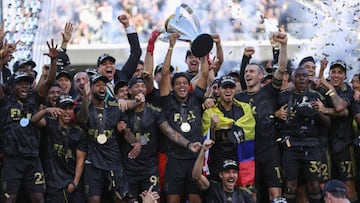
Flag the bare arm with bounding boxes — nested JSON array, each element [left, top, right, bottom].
[[160, 33, 179, 96], [212, 34, 223, 75], [76, 83, 91, 124], [143, 30, 161, 94], [159, 121, 201, 153], [38, 39, 58, 97], [60, 22, 73, 50], [192, 139, 214, 191], [272, 32, 288, 89], [67, 149, 86, 193], [196, 56, 209, 90]]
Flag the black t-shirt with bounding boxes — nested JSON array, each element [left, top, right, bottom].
[[235, 83, 280, 154], [327, 82, 354, 154], [42, 117, 87, 189], [209, 103, 244, 174], [277, 89, 325, 146], [204, 181, 254, 203], [146, 88, 169, 153], [122, 103, 166, 174], [161, 87, 205, 159], [86, 103, 128, 170], [0, 92, 43, 157]]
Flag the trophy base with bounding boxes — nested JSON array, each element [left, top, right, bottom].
[[191, 33, 214, 57]]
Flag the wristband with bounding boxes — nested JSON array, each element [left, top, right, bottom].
[[186, 142, 191, 149], [70, 181, 79, 189]]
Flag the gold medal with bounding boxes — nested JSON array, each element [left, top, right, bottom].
[[97, 133, 107, 144], [180, 122, 191, 132]]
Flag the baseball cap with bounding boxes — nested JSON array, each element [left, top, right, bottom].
[[10, 71, 34, 84], [330, 59, 346, 73], [114, 80, 128, 94], [85, 68, 98, 77], [56, 94, 74, 108], [128, 76, 145, 88], [324, 179, 347, 196], [298, 56, 315, 68], [13, 59, 36, 72], [154, 63, 174, 75], [219, 75, 236, 88], [57, 50, 71, 71], [221, 159, 239, 171], [90, 74, 109, 85], [97, 53, 116, 67], [56, 70, 72, 80]]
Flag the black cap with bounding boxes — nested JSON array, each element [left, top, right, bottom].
[[330, 59, 347, 73], [97, 53, 116, 67], [56, 70, 72, 80], [221, 159, 239, 171], [10, 71, 34, 84], [219, 75, 236, 88], [13, 59, 36, 72], [298, 56, 315, 68], [90, 74, 109, 85], [57, 50, 71, 71], [56, 94, 74, 108], [114, 80, 128, 94], [154, 63, 174, 75], [324, 179, 347, 196], [128, 76, 145, 88]]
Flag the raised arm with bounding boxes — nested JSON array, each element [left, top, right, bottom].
[[272, 32, 288, 89], [60, 22, 73, 51], [115, 14, 142, 82], [38, 39, 58, 97], [192, 139, 214, 190], [239, 47, 255, 90], [160, 33, 179, 96], [211, 34, 223, 76], [76, 83, 91, 124], [196, 56, 209, 90], [143, 29, 161, 94]]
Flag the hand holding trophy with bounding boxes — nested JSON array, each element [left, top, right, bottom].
[[159, 3, 213, 57]]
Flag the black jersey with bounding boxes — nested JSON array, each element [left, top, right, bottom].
[[86, 103, 128, 170], [42, 116, 87, 189], [278, 89, 325, 146], [204, 181, 254, 203], [161, 87, 205, 159], [328, 82, 354, 154], [235, 83, 280, 154], [0, 93, 42, 157], [209, 103, 245, 170], [122, 103, 166, 174]]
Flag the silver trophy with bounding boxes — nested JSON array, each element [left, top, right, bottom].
[[159, 3, 213, 57]]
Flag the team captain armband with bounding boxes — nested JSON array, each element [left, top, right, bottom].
[[272, 77, 282, 87]]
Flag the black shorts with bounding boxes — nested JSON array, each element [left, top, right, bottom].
[[255, 145, 283, 188], [125, 169, 160, 199], [164, 156, 201, 195], [319, 149, 331, 183], [331, 145, 357, 181], [1, 156, 45, 195], [83, 163, 129, 199], [45, 186, 86, 203], [282, 146, 321, 182]]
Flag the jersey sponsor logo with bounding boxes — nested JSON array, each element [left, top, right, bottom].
[[173, 110, 196, 124], [53, 144, 73, 161]]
